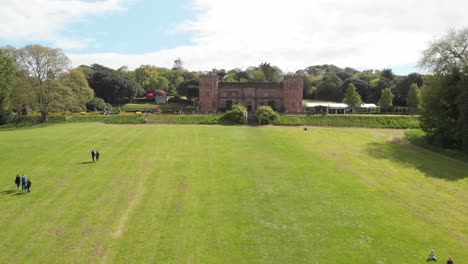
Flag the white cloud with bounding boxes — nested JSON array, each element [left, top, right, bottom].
[[69, 0, 468, 72], [0, 0, 127, 49]]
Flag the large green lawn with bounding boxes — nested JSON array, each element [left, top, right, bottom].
[[0, 124, 466, 263]]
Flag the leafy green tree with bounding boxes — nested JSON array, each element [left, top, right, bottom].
[[177, 79, 199, 102], [393, 73, 424, 106], [338, 79, 369, 103], [342, 83, 363, 108], [407, 83, 421, 109], [249, 68, 266, 82], [133, 65, 171, 92], [34, 79, 73, 121], [225, 69, 239, 82], [256, 105, 279, 125], [295, 70, 317, 99], [60, 69, 94, 111], [84, 64, 140, 104], [0, 49, 18, 123], [378, 88, 395, 112], [316, 73, 343, 101], [258, 62, 283, 82], [17, 44, 70, 83], [420, 69, 463, 148], [419, 28, 468, 72], [220, 104, 247, 124], [210, 68, 227, 81], [11, 77, 35, 115], [8, 45, 76, 121], [457, 69, 468, 152], [0, 50, 17, 107], [153, 76, 170, 91]]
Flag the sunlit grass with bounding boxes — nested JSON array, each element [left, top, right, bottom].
[[0, 124, 466, 263]]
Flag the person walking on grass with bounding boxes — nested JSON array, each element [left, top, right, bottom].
[[428, 250, 437, 262], [95, 150, 100, 162], [91, 150, 96, 162], [15, 174, 21, 190], [26, 178, 32, 193], [21, 174, 27, 192]]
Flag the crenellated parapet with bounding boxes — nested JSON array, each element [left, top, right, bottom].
[[199, 73, 219, 80], [283, 74, 303, 80]]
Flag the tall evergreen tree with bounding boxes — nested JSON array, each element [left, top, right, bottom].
[[407, 83, 421, 109], [342, 83, 363, 108], [378, 88, 395, 112]]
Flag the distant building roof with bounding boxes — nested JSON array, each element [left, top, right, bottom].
[[361, 103, 378, 108], [154, 90, 166, 96], [305, 103, 349, 108], [305, 103, 378, 108]]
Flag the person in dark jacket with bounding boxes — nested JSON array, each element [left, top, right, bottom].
[[15, 174, 21, 190], [26, 179, 32, 193], [91, 150, 96, 162], [95, 150, 100, 162], [21, 175, 27, 191]]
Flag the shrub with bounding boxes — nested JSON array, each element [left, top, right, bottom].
[[0, 110, 14, 125], [86, 97, 112, 111], [220, 105, 247, 124], [256, 106, 279, 125]]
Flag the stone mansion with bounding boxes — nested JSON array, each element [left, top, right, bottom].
[[199, 75, 303, 113]]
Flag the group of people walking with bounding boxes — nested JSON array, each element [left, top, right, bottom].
[[91, 150, 100, 162], [427, 250, 455, 264], [12, 150, 100, 195], [15, 174, 31, 193]]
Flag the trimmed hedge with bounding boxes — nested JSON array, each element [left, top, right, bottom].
[[146, 115, 222, 125], [1, 114, 143, 128], [64, 115, 143, 124], [2, 113, 421, 129], [160, 103, 197, 113], [121, 104, 157, 112], [274, 115, 420, 129]]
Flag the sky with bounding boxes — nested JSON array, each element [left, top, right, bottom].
[[1, 0, 468, 75]]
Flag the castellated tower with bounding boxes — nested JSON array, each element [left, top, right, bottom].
[[282, 75, 303, 113], [199, 74, 219, 113]]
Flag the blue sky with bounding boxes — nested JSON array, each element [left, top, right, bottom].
[[0, 0, 195, 54], [64, 0, 194, 54], [1, 0, 468, 74]]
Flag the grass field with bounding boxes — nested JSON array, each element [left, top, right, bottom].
[[0, 124, 466, 263]]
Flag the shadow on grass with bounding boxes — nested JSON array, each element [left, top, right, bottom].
[[13, 192, 27, 196], [366, 139, 467, 181], [79, 161, 94, 165], [0, 190, 17, 195]]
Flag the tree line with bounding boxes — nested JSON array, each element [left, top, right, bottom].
[[0, 45, 427, 122]]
